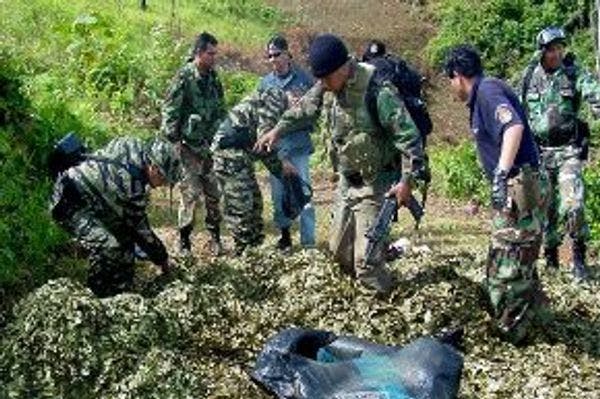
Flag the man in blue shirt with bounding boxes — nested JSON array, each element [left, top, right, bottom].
[[443, 45, 548, 344], [259, 35, 316, 251]]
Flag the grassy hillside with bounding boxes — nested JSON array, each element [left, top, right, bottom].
[[0, 0, 282, 311]]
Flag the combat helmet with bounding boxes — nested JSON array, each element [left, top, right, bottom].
[[147, 139, 181, 185], [537, 26, 566, 50]]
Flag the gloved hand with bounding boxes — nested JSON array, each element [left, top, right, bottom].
[[491, 168, 509, 211]]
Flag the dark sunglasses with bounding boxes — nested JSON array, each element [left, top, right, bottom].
[[267, 52, 282, 59]]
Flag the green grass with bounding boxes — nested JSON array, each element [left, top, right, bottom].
[[0, 0, 283, 316]]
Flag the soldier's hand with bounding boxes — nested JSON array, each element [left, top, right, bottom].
[[491, 168, 509, 210], [253, 128, 280, 153], [387, 181, 412, 206], [282, 159, 298, 176]]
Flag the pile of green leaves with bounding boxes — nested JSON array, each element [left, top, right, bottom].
[[1, 227, 599, 398]]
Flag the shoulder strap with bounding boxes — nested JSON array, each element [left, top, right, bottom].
[[365, 74, 385, 130], [521, 62, 537, 111], [563, 53, 581, 111]]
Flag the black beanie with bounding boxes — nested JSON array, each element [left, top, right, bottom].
[[309, 34, 349, 78]]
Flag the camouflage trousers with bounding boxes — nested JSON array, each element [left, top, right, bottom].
[[487, 167, 546, 344], [213, 150, 264, 252], [178, 148, 221, 234], [329, 176, 394, 294], [60, 208, 135, 297], [540, 145, 588, 248]]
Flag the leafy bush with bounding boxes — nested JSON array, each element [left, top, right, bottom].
[[585, 163, 600, 250], [430, 142, 490, 204], [426, 0, 592, 77], [0, 54, 68, 293]]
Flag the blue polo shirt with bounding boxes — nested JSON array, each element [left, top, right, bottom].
[[259, 66, 314, 159], [468, 76, 539, 181]]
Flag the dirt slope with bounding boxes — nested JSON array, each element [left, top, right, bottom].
[[269, 0, 469, 143]]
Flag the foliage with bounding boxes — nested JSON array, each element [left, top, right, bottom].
[[0, 54, 70, 291], [2, 228, 600, 397], [430, 141, 490, 204], [0, 0, 281, 316], [584, 161, 600, 250], [426, 0, 593, 78]]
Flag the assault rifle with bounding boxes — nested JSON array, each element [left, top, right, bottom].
[[364, 193, 424, 265]]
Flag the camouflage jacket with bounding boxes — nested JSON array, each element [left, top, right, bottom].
[[274, 59, 425, 185], [161, 62, 226, 156], [212, 88, 290, 176], [65, 137, 167, 264], [520, 53, 600, 146]]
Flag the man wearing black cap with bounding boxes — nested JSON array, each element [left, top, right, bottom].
[[259, 35, 316, 252], [255, 34, 426, 295]]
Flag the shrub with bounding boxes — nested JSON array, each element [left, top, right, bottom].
[[429, 142, 490, 204], [426, 0, 592, 78]]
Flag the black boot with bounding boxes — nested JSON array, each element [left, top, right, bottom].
[[277, 228, 292, 252], [179, 225, 193, 254], [572, 240, 588, 281], [544, 246, 559, 270]]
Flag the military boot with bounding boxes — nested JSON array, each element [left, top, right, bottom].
[[277, 228, 292, 252], [544, 246, 559, 271], [208, 229, 223, 256], [572, 240, 588, 281], [178, 225, 193, 255]]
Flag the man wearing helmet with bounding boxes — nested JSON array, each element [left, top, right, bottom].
[[519, 26, 600, 281], [50, 137, 181, 297]]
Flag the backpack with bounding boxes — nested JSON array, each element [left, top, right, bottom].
[[48, 132, 88, 179], [365, 55, 433, 139]]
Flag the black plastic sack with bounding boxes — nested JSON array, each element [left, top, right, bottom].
[[281, 175, 312, 220], [252, 328, 463, 399]]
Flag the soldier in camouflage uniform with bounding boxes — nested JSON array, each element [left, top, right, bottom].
[[162, 32, 226, 255], [256, 34, 426, 295], [50, 137, 181, 297], [211, 88, 289, 255], [519, 27, 600, 280], [444, 45, 547, 344]]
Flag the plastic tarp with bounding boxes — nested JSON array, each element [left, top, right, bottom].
[[252, 328, 463, 399]]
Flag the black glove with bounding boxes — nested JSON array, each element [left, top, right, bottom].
[[491, 168, 509, 211]]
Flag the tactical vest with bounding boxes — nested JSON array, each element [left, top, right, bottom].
[[522, 60, 580, 146], [330, 63, 393, 184]]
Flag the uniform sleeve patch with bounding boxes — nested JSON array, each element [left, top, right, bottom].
[[495, 104, 514, 125]]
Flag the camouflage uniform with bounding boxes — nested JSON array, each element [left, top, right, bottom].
[[50, 138, 180, 297], [274, 60, 425, 294], [211, 89, 288, 253], [162, 61, 225, 240], [520, 54, 600, 262], [488, 166, 546, 343]]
